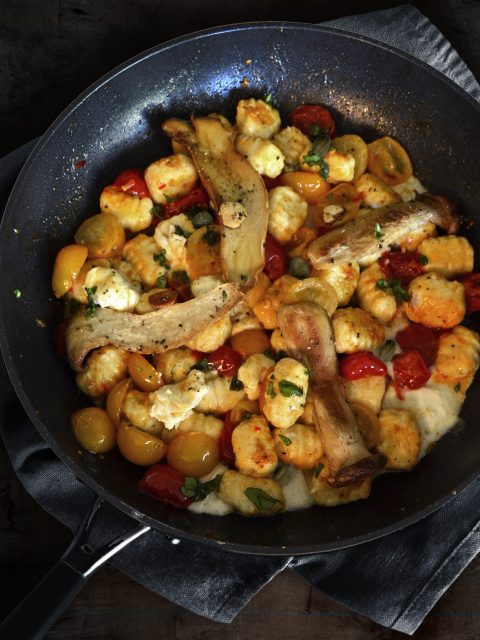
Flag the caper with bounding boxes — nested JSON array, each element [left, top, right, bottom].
[[289, 256, 311, 279], [191, 210, 214, 228]]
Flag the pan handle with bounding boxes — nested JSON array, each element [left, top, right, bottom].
[[0, 496, 150, 640]]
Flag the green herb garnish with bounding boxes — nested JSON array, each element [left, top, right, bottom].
[[173, 225, 192, 239], [230, 375, 244, 391], [156, 275, 168, 289], [84, 286, 100, 318], [419, 254, 429, 265], [191, 357, 214, 372], [202, 227, 220, 246], [303, 153, 330, 181], [266, 380, 277, 398], [13, 288, 21, 299], [244, 487, 280, 511], [264, 92, 274, 105], [314, 463, 324, 478], [374, 223, 383, 239], [150, 204, 165, 219], [181, 474, 223, 501], [454, 383, 461, 392], [164, 194, 176, 203], [240, 273, 248, 283], [279, 434, 292, 446], [222, 290, 227, 302], [171, 270, 190, 285], [375, 278, 410, 302], [241, 412, 252, 422], [153, 250, 170, 270], [377, 339, 396, 361], [278, 380, 303, 397]]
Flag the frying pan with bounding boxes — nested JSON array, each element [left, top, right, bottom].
[[1, 20, 480, 637]]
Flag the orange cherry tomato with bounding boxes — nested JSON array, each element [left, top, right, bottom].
[[167, 431, 219, 478], [279, 171, 330, 204], [128, 353, 163, 392], [74, 213, 125, 259], [186, 225, 222, 279], [51, 244, 88, 298], [117, 423, 166, 466], [230, 329, 271, 359], [367, 136, 413, 185], [106, 378, 132, 427], [71, 407, 117, 454]]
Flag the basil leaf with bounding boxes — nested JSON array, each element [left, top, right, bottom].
[[156, 275, 168, 289], [150, 204, 165, 219], [374, 223, 383, 239], [84, 286, 100, 318], [173, 225, 192, 238], [153, 250, 170, 270], [375, 278, 410, 302], [377, 339, 396, 361], [181, 476, 198, 498], [244, 487, 280, 511], [181, 474, 223, 501], [266, 380, 277, 398], [191, 357, 213, 372], [314, 463, 324, 478], [278, 380, 303, 397], [419, 253, 429, 265], [279, 434, 292, 446], [229, 375, 244, 391]]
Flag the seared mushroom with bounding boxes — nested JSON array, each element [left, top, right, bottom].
[[277, 302, 385, 487], [162, 116, 269, 289], [66, 283, 242, 371]]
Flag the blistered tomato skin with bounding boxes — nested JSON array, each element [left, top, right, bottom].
[[207, 345, 243, 377], [138, 464, 192, 508], [339, 352, 388, 380], [461, 273, 480, 312], [218, 411, 236, 467], [113, 169, 150, 198], [264, 233, 286, 281], [396, 323, 441, 366], [379, 250, 425, 285], [290, 104, 336, 138], [163, 187, 210, 218], [392, 350, 431, 398]]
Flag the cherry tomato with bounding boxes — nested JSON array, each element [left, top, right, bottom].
[[461, 273, 480, 312], [138, 463, 192, 508], [378, 250, 425, 285], [396, 323, 441, 366], [339, 351, 387, 380], [218, 411, 236, 467], [264, 233, 286, 281], [113, 169, 150, 198], [207, 345, 243, 377], [71, 407, 117, 454], [392, 350, 431, 398], [163, 187, 210, 218], [167, 432, 219, 478], [290, 104, 336, 138]]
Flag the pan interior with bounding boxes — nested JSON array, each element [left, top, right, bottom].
[[1, 23, 480, 554]]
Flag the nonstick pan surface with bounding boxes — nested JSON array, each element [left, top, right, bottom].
[[1, 22, 480, 555]]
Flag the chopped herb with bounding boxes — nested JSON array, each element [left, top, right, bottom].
[[244, 487, 280, 511], [84, 286, 100, 318], [164, 194, 176, 203], [221, 290, 227, 302], [264, 348, 287, 363], [230, 375, 244, 391], [266, 380, 277, 398], [375, 278, 410, 302], [279, 434, 292, 446], [377, 339, 396, 361], [311, 124, 326, 139], [150, 204, 164, 219], [173, 225, 192, 238], [264, 92, 274, 105], [156, 275, 168, 289], [241, 412, 252, 421], [240, 273, 248, 283], [202, 227, 220, 246], [374, 223, 383, 239], [13, 288, 21, 298], [171, 270, 190, 285], [153, 250, 170, 270], [454, 383, 461, 392], [419, 254, 429, 265], [191, 357, 214, 372], [278, 379, 303, 397], [181, 474, 223, 501], [314, 463, 324, 478]]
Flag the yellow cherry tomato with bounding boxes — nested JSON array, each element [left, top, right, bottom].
[[185, 225, 222, 279], [117, 422, 167, 466], [285, 226, 317, 258], [279, 171, 330, 204], [71, 407, 117, 454], [167, 431, 219, 478], [127, 353, 163, 392], [367, 136, 413, 185], [106, 378, 132, 428], [230, 329, 271, 359], [51, 244, 88, 298], [309, 182, 361, 229], [331, 134, 368, 180], [74, 213, 125, 259]]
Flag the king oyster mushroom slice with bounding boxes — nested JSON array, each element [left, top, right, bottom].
[[277, 302, 385, 487], [162, 116, 269, 290], [66, 283, 242, 372]]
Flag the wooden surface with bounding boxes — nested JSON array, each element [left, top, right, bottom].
[[1, 1, 480, 638]]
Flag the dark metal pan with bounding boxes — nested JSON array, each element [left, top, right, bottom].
[[1, 21, 480, 560]]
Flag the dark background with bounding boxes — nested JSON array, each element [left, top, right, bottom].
[[2, 1, 480, 639]]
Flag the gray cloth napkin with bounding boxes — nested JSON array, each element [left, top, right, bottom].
[[1, 4, 480, 635]]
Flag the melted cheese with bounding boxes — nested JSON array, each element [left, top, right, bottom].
[[150, 370, 208, 430]]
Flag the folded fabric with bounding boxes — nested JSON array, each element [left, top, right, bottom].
[[1, 4, 479, 636]]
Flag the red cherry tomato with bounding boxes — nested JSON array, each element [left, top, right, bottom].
[[138, 464, 192, 508], [378, 250, 425, 285], [396, 323, 441, 366], [218, 411, 236, 467], [163, 187, 210, 218], [392, 350, 431, 399], [207, 345, 243, 377], [264, 233, 286, 281], [290, 104, 336, 138], [339, 352, 388, 380], [262, 175, 282, 190], [461, 272, 480, 312], [113, 169, 150, 198]]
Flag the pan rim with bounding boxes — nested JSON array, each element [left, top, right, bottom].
[[1, 21, 479, 556]]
